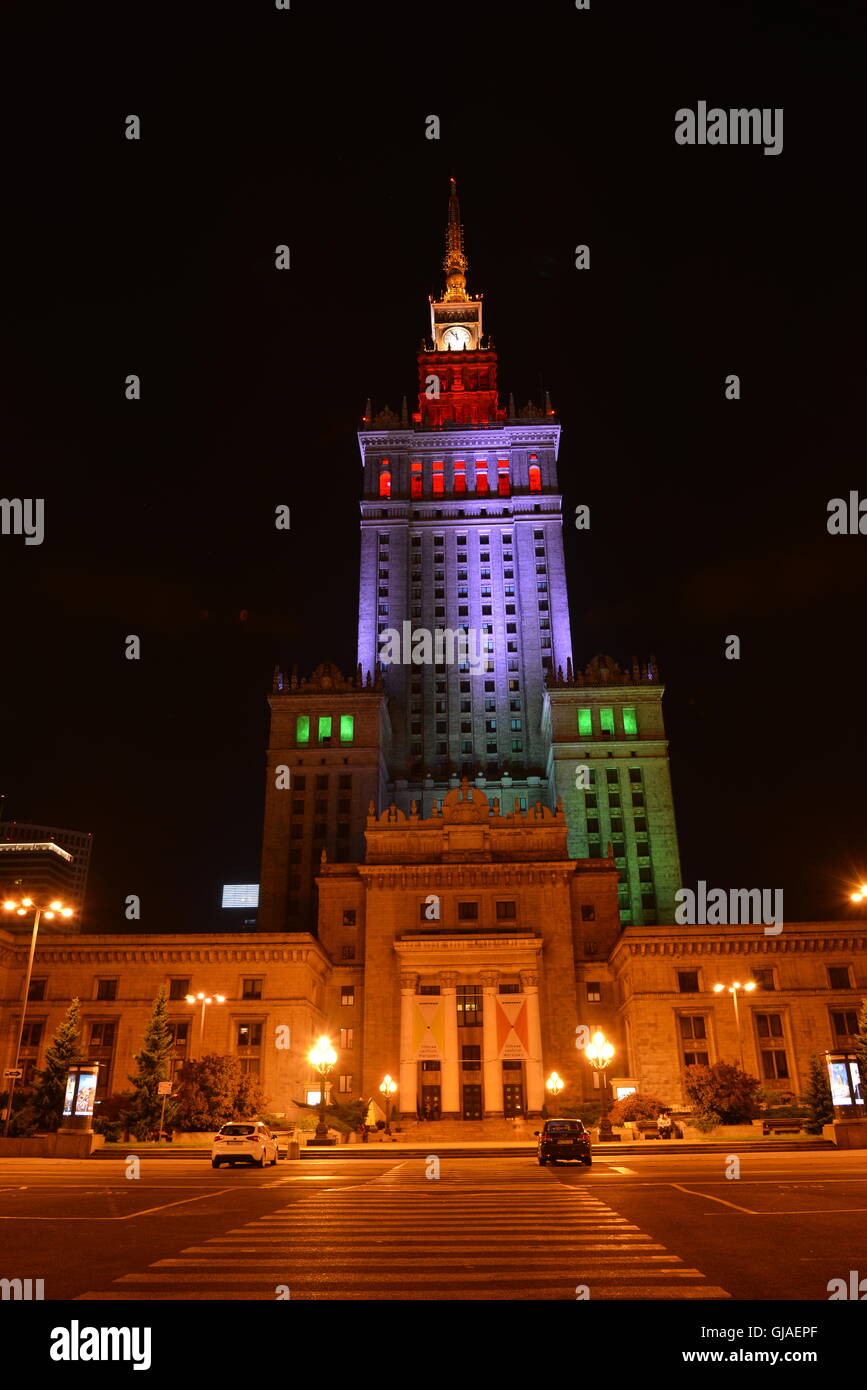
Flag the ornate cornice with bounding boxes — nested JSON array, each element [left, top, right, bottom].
[[609, 927, 867, 967]]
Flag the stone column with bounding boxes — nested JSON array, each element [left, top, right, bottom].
[[520, 969, 545, 1114], [439, 971, 461, 1118], [399, 972, 418, 1118], [480, 970, 503, 1117]]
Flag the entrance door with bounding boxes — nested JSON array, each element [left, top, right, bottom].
[[462, 1084, 483, 1120], [421, 1085, 441, 1120], [503, 1083, 524, 1118]]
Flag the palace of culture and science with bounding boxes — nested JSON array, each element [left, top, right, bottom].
[[1, 184, 863, 1133]]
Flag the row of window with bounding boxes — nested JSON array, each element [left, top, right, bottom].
[[578, 707, 639, 739], [676, 966, 856, 993], [378, 460, 543, 498], [295, 715, 354, 746], [676, 1009, 860, 1078]]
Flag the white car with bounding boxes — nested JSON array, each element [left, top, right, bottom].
[[211, 1121, 279, 1168]]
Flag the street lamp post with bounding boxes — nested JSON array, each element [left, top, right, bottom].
[[379, 1074, 397, 1134], [585, 1030, 615, 1142], [545, 1071, 565, 1114], [184, 991, 226, 1059], [308, 1036, 337, 1145], [713, 981, 756, 1070], [2, 896, 74, 1137]]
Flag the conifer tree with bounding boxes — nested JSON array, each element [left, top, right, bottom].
[[31, 998, 83, 1131], [125, 986, 175, 1140], [853, 999, 867, 1109], [803, 1052, 835, 1133]]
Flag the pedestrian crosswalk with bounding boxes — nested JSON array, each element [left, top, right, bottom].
[[76, 1160, 731, 1300]]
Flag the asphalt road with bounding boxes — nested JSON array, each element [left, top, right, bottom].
[[1, 1150, 865, 1301]]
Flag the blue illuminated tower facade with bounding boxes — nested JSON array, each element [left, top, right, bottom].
[[356, 180, 573, 821]]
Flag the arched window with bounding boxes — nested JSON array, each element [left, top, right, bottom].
[[379, 470, 391, 498], [410, 461, 422, 498], [528, 463, 541, 493]]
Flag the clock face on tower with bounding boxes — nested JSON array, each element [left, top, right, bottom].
[[441, 325, 472, 351]]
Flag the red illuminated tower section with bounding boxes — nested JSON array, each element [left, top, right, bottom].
[[415, 178, 506, 432]]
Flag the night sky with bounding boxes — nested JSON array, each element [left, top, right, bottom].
[[4, 3, 865, 932]]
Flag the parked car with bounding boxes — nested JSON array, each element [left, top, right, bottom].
[[535, 1118, 592, 1166], [211, 1121, 279, 1168]]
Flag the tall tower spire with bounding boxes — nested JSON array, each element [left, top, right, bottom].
[[443, 176, 468, 302]]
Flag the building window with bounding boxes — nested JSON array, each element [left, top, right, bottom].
[[585, 941, 598, 955], [433, 462, 444, 494], [828, 966, 852, 989], [680, 1015, 709, 1067], [96, 979, 118, 1001], [341, 945, 356, 960], [457, 901, 479, 921], [580, 905, 596, 921], [166, 1020, 189, 1079], [339, 1027, 354, 1049], [296, 715, 310, 745], [236, 1022, 263, 1076], [27, 978, 47, 1001], [342, 909, 357, 926], [318, 715, 332, 742], [461, 1044, 481, 1072], [755, 1013, 789, 1079], [599, 708, 615, 736], [529, 464, 541, 493], [831, 1010, 859, 1042], [622, 707, 638, 737], [495, 900, 516, 919], [338, 1074, 353, 1093], [241, 978, 263, 1000], [341, 986, 355, 1006], [499, 983, 520, 995], [586, 982, 601, 1003], [340, 714, 355, 744], [751, 969, 775, 991], [457, 985, 482, 1026], [379, 470, 391, 498], [410, 462, 422, 497], [677, 971, 700, 993], [87, 1022, 116, 1097], [18, 1021, 43, 1085]]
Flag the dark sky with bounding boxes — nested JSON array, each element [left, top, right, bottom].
[[3, 2, 865, 931]]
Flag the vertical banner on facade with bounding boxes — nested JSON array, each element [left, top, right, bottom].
[[496, 996, 530, 1059], [413, 998, 445, 1060]]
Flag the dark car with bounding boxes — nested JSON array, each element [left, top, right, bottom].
[[535, 1118, 592, 1166]]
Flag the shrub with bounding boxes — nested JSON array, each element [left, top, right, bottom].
[[607, 1093, 671, 1126], [683, 1061, 761, 1125]]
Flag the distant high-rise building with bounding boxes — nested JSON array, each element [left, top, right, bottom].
[[0, 820, 91, 921]]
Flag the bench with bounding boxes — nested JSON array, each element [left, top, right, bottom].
[[636, 1121, 662, 1139], [762, 1118, 803, 1135]]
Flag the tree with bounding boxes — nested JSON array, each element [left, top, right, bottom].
[[30, 998, 83, 1131], [172, 1055, 267, 1131], [682, 1061, 761, 1127], [607, 1092, 671, 1127], [124, 987, 174, 1140], [854, 998, 867, 1107], [803, 1053, 834, 1134]]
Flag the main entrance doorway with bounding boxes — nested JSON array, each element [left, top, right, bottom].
[[503, 1082, 524, 1117], [462, 1084, 483, 1120], [421, 1085, 441, 1120]]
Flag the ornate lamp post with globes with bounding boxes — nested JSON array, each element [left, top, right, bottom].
[[379, 1074, 397, 1134], [308, 1036, 337, 1145], [585, 1030, 616, 1142]]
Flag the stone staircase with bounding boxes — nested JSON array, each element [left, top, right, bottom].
[[392, 1118, 535, 1143]]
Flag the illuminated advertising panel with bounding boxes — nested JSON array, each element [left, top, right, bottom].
[[221, 884, 259, 909], [62, 1066, 100, 1117], [829, 1060, 853, 1106]]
